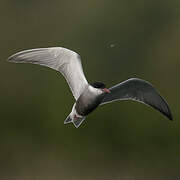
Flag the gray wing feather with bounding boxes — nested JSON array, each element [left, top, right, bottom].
[[8, 47, 88, 100], [101, 78, 172, 120]]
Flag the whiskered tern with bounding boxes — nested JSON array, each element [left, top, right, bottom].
[[8, 47, 173, 128]]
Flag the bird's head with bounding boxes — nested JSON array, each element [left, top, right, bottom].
[[90, 82, 111, 93]]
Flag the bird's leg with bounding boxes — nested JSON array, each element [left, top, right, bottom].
[[74, 114, 78, 120]]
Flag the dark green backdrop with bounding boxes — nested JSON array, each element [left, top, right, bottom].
[[0, 0, 179, 179]]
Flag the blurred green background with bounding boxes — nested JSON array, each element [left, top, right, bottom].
[[0, 0, 179, 179]]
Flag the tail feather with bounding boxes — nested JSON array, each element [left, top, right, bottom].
[[64, 115, 86, 128], [64, 115, 72, 124], [72, 117, 86, 128]]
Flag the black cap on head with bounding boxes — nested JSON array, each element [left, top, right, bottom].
[[90, 82, 106, 89]]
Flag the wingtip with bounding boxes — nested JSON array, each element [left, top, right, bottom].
[[163, 108, 173, 121], [166, 103, 173, 121], [167, 112, 173, 121], [7, 56, 11, 62], [7, 54, 15, 62]]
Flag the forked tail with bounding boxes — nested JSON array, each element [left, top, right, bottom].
[[64, 115, 86, 128]]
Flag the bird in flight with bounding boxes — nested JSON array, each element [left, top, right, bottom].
[[8, 47, 173, 128]]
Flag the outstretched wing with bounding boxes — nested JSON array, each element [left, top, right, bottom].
[[101, 78, 173, 120], [8, 47, 88, 100]]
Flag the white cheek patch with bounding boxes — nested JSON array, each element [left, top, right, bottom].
[[89, 85, 103, 95]]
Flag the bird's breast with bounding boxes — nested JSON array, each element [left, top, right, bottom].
[[75, 92, 104, 116]]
